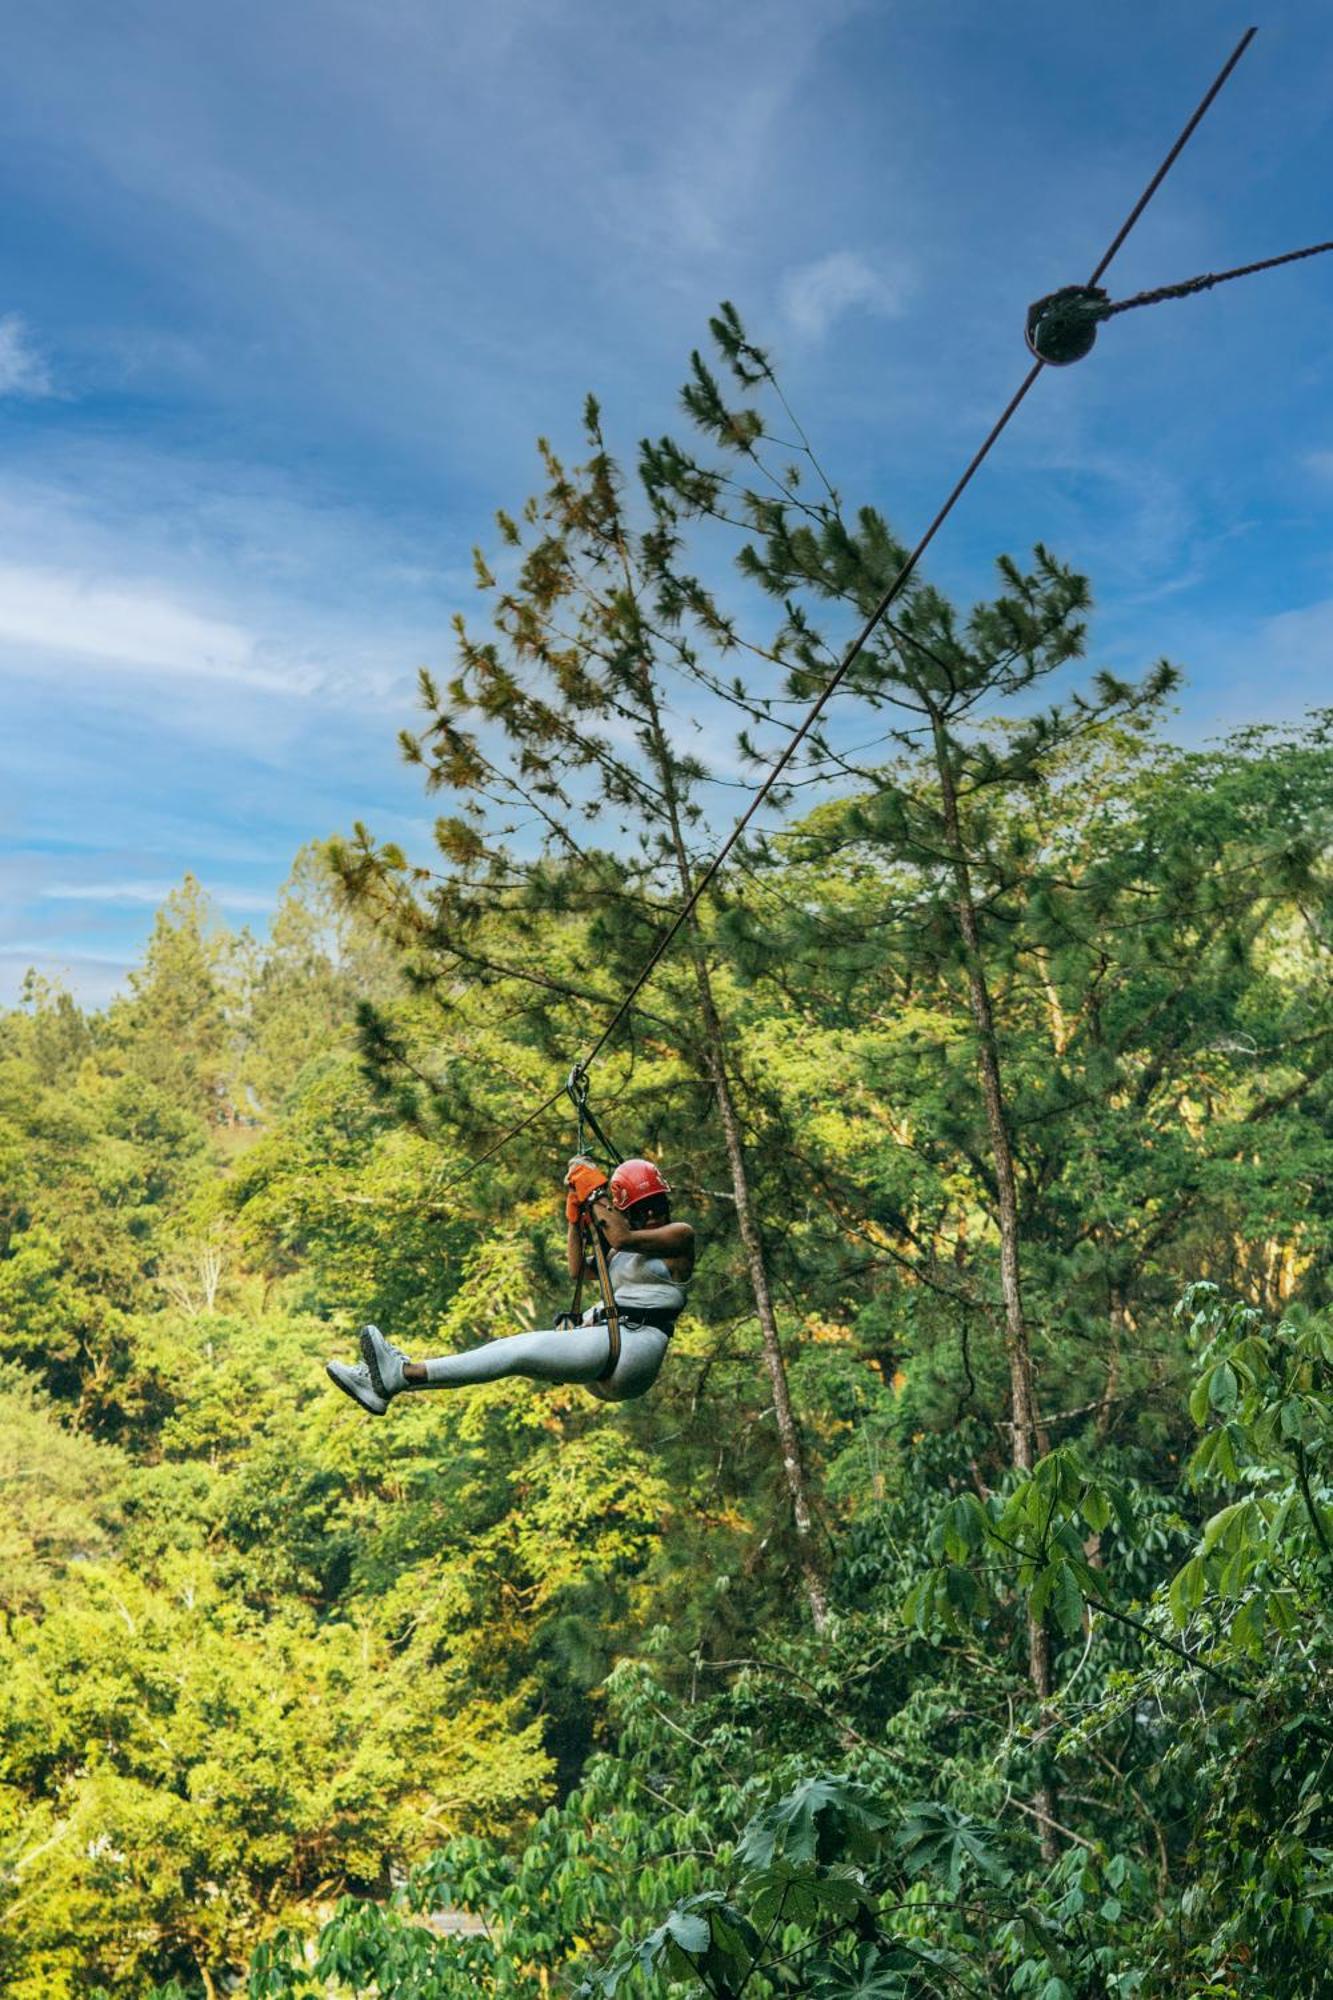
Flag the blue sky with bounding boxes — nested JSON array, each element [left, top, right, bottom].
[[3, 0, 1332, 1004]]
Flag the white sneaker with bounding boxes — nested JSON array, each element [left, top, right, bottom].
[[360, 1322, 412, 1403], [326, 1357, 388, 1415]]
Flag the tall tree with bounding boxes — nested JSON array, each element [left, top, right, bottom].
[[333, 404, 829, 1625], [637, 305, 1178, 1844], [108, 875, 240, 1128], [238, 842, 403, 1118]]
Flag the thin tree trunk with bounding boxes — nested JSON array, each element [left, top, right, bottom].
[[929, 711, 1056, 1859], [692, 961, 829, 1630], [1097, 1285, 1127, 1444], [929, 716, 1041, 1473], [639, 675, 829, 1630]]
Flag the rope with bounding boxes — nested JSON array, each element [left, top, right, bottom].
[[1104, 238, 1333, 316], [426, 26, 1259, 1192], [1086, 27, 1255, 288]]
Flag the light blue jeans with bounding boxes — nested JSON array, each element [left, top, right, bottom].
[[419, 1321, 669, 1403]]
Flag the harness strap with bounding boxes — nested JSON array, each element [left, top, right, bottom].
[[610, 1305, 677, 1338], [584, 1216, 622, 1381], [553, 1260, 583, 1332], [560, 1068, 623, 1373]]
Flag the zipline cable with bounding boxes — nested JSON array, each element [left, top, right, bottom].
[[1086, 26, 1255, 289], [434, 25, 1260, 1190], [433, 1082, 569, 1191]]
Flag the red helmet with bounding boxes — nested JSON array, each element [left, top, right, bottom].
[[609, 1158, 670, 1211]]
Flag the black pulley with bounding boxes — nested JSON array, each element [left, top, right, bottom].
[[1025, 285, 1109, 366]]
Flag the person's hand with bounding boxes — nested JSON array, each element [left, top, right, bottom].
[[565, 1155, 608, 1221], [595, 1196, 630, 1248]]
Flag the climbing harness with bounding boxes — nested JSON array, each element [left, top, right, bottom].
[[1027, 237, 1333, 366], [433, 25, 1286, 1198], [555, 1066, 625, 1380]]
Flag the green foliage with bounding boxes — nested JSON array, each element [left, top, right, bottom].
[[0, 1365, 124, 1615], [5, 315, 1333, 1999], [897, 1288, 1333, 1993]]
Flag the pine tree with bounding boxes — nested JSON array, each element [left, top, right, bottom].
[[332, 401, 829, 1625], [109, 875, 240, 1127], [637, 305, 1180, 1849]]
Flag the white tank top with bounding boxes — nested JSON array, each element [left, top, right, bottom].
[[609, 1246, 686, 1318]]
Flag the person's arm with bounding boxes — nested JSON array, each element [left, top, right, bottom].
[[595, 1197, 695, 1272], [564, 1157, 608, 1278]]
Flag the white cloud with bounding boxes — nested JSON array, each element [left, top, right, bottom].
[[0, 455, 456, 735], [1303, 449, 1333, 483], [0, 562, 264, 681], [779, 250, 912, 341], [40, 880, 275, 911], [3, 943, 136, 964], [0, 313, 53, 397], [0, 948, 134, 1009]]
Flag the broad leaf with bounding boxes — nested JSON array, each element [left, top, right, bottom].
[[897, 1801, 1010, 1892], [739, 1777, 892, 1869], [808, 1942, 914, 1997]]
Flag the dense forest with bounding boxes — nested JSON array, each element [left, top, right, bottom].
[[3, 320, 1332, 1998]]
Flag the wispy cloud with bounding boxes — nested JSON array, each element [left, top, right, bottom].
[[0, 947, 134, 1009], [779, 251, 912, 342], [0, 563, 260, 681], [40, 880, 275, 911], [0, 313, 53, 397]]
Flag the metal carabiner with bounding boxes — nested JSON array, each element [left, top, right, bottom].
[[566, 1062, 591, 1155], [564, 1060, 623, 1168]]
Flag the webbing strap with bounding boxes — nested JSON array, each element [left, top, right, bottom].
[[554, 1261, 584, 1332], [560, 1065, 623, 1375], [584, 1217, 622, 1381]]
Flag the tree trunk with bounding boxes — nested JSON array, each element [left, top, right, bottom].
[[929, 716, 1041, 1472], [1096, 1284, 1127, 1443], [692, 959, 829, 1631], [639, 677, 829, 1630], [929, 712, 1056, 1859]]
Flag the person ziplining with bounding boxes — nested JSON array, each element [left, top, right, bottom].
[[325, 1153, 694, 1412]]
